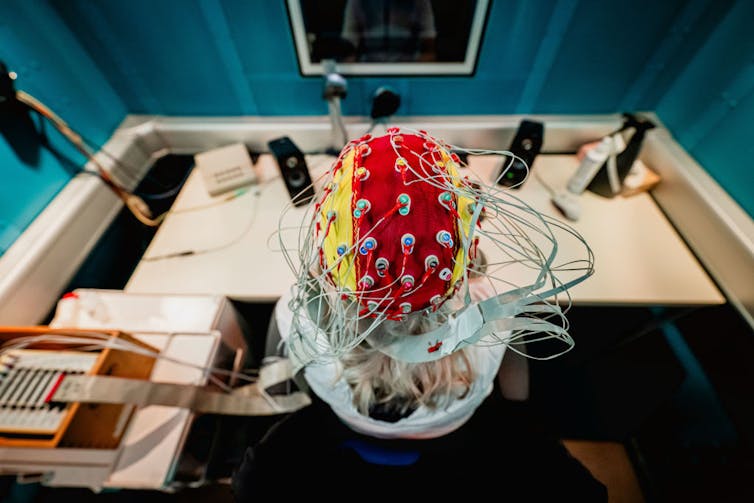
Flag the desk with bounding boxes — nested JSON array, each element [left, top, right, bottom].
[[127, 153, 723, 307]]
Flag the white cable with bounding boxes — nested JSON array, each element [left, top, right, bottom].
[[1, 332, 260, 393], [270, 128, 594, 364]]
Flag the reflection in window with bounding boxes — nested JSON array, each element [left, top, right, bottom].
[[300, 0, 479, 65]]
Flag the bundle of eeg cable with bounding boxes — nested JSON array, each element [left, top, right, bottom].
[[0, 326, 309, 448]]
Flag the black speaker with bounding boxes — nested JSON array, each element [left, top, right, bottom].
[[497, 119, 544, 189], [268, 136, 315, 207]]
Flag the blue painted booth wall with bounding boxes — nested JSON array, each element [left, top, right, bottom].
[[0, 0, 126, 254], [1, 0, 751, 256], [654, 0, 754, 219], [49, 0, 713, 116]]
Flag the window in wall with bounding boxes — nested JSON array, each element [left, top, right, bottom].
[[287, 0, 490, 76]]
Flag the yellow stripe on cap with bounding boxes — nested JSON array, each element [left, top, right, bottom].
[[321, 148, 357, 291], [445, 153, 476, 294]]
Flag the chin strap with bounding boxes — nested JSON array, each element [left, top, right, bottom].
[[287, 262, 592, 370], [367, 279, 583, 363]]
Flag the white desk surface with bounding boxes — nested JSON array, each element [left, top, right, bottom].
[[105, 332, 218, 489], [126, 153, 724, 306]]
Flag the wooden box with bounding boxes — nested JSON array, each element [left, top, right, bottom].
[[0, 326, 156, 449]]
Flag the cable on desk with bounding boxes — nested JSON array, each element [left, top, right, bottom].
[[141, 185, 262, 262], [534, 168, 582, 222], [480, 149, 528, 190], [533, 170, 557, 196], [169, 186, 252, 215]]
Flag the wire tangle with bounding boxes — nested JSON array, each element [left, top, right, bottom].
[[275, 127, 594, 366]]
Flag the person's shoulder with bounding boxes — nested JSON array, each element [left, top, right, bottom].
[[466, 338, 507, 364]]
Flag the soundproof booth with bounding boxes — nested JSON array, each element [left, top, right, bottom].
[[1, 1, 752, 501]]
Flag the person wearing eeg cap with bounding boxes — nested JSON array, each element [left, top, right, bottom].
[[232, 129, 605, 499]]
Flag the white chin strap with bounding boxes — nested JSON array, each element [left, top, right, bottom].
[[367, 272, 588, 363], [288, 266, 592, 371]]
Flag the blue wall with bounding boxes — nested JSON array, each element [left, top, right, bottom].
[[0, 0, 126, 255], [655, 0, 754, 218], [1, 0, 751, 256], [50, 0, 718, 116]]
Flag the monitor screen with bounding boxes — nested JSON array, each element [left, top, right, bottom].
[[287, 0, 490, 76]]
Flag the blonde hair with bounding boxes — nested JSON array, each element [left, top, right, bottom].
[[336, 297, 475, 416], [302, 278, 478, 418], [340, 344, 474, 417]]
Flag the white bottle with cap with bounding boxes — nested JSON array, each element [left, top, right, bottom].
[[567, 136, 613, 194]]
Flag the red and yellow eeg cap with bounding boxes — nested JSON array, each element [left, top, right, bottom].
[[314, 128, 479, 319]]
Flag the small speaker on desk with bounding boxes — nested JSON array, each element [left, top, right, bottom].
[[497, 119, 544, 189], [268, 136, 315, 207]]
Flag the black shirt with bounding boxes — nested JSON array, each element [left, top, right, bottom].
[[231, 383, 607, 500]]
